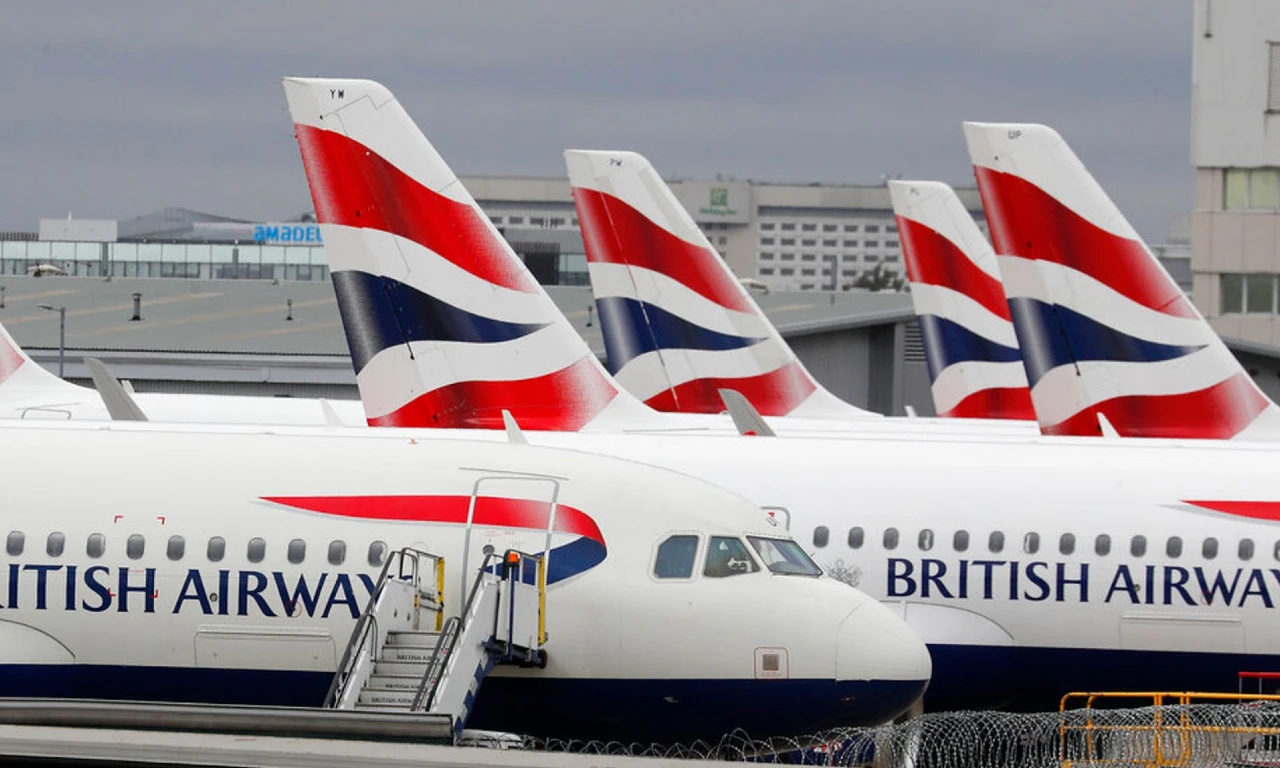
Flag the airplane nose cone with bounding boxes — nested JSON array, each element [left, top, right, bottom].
[[838, 599, 933, 684]]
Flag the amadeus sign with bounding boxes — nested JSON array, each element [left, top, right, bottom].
[[253, 224, 323, 245], [674, 180, 751, 225]]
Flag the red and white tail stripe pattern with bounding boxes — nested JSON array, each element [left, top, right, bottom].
[[566, 149, 868, 419], [284, 78, 635, 431], [0, 322, 26, 386], [889, 181, 1034, 421], [964, 122, 1280, 440]]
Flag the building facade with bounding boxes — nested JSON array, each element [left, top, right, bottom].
[[1191, 0, 1280, 343]]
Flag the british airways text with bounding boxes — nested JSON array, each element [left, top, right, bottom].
[[886, 558, 1279, 608], [0, 564, 376, 618]]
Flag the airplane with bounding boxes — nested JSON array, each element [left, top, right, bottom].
[[283, 76, 1280, 712], [887, 179, 1036, 422], [0, 417, 929, 742], [963, 121, 1280, 440], [564, 148, 867, 419], [0, 319, 367, 425]]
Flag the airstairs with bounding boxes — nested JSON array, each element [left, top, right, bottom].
[[325, 547, 547, 739]]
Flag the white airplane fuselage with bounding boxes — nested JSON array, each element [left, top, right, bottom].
[[76, 418, 1280, 711], [0, 420, 928, 741]]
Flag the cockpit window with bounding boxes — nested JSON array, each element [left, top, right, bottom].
[[654, 535, 699, 579], [747, 536, 822, 577], [703, 537, 760, 578]]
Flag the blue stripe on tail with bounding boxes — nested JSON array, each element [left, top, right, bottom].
[[595, 296, 765, 372], [1007, 297, 1206, 386], [332, 270, 548, 373], [917, 314, 1023, 383]]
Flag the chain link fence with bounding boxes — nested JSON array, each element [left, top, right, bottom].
[[462, 701, 1280, 767]]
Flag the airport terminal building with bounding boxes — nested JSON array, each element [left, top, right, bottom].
[[1, 177, 989, 294]]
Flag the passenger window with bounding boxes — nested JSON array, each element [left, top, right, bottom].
[[847, 527, 864, 549], [1166, 536, 1183, 558], [918, 529, 934, 551], [1274, 540, 1280, 562], [883, 528, 899, 550], [988, 531, 1005, 553], [328, 540, 347, 566], [654, 535, 699, 579], [247, 538, 266, 564], [6, 531, 23, 557], [1023, 532, 1040, 554], [368, 540, 388, 568], [704, 537, 760, 578], [207, 537, 226, 562], [167, 536, 185, 561], [1202, 537, 1218, 560], [1059, 533, 1076, 555], [288, 539, 306, 565], [1095, 534, 1112, 556], [126, 534, 145, 560], [87, 534, 105, 559], [953, 530, 970, 552], [1131, 535, 1147, 557], [46, 532, 65, 558], [812, 526, 829, 548], [1240, 538, 1255, 561]]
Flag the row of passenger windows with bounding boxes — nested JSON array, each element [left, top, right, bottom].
[[5, 531, 390, 567], [819, 526, 1272, 561]]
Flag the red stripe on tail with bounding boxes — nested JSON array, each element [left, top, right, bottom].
[[367, 357, 617, 431], [1041, 372, 1269, 439], [938, 387, 1036, 421], [898, 216, 1011, 321], [573, 187, 755, 314], [294, 124, 538, 294], [643, 361, 817, 416], [0, 333, 24, 385], [973, 166, 1197, 319]]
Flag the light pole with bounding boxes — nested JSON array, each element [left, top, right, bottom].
[[37, 304, 66, 378]]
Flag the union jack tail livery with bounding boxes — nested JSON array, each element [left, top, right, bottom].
[[565, 149, 870, 418], [963, 122, 1280, 439], [888, 180, 1034, 421], [284, 78, 649, 430]]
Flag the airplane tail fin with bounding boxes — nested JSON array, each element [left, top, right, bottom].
[[963, 122, 1280, 439], [565, 149, 868, 418], [0, 320, 76, 394], [284, 78, 648, 430], [889, 180, 1034, 420]]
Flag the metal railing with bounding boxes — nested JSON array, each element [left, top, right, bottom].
[[410, 551, 500, 712], [324, 547, 444, 709], [1060, 691, 1280, 768]]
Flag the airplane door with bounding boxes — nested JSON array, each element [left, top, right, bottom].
[[460, 476, 561, 611]]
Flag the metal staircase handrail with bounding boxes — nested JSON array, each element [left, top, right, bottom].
[[493, 549, 546, 662], [324, 546, 442, 709], [410, 551, 500, 712]]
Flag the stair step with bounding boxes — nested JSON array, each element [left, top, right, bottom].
[[383, 646, 439, 663], [358, 688, 418, 708], [385, 631, 443, 646], [366, 674, 435, 691], [373, 660, 435, 678]]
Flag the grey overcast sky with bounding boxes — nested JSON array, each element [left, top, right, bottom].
[[0, 2, 1191, 240]]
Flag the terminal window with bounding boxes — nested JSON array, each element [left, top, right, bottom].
[[1225, 168, 1280, 210]]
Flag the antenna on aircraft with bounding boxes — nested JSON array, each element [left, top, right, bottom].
[[718, 389, 776, 437]]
